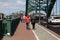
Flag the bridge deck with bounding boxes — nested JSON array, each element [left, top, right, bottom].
[[2, 22, 36, 40], [2, 22, 60, 40]]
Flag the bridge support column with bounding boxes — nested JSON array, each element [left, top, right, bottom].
[[25, 0, 28, 16]]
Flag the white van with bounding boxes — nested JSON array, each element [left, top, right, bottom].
[[48, 16, 60, 24]]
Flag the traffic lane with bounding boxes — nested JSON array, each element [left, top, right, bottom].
[[37, 25, 60, 39], [39, 20, 60, 35], [48, 24, 60, 35], [40, 20, 47, 26]]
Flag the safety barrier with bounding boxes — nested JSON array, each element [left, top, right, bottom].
[[6, 18, 20, 36], [2, 17, 20, 36], [2, 19, 7, 36], [0, 19, 3, 39]]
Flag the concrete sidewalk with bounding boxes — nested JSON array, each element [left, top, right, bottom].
[[2, 22, 36, 40]]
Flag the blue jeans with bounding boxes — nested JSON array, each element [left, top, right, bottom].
[[26, 23, 29, 29]]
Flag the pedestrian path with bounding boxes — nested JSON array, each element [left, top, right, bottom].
[[2, 22, 36, 40]]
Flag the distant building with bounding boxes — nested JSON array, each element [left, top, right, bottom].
[[0, 13, 4, 19]]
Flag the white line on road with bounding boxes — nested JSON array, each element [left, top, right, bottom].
[[32, 30, 40, 40], [30, 23, 39, 40], [36, 24, 60, 40]]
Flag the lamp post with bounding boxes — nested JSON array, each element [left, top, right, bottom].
[[46, 0, 48, 28], [25, 0, 28, 16], [35, 0, 37, 14], [39, 0, 40, 24], [39, 0, 43, 24], [56, 0, 57, 15]]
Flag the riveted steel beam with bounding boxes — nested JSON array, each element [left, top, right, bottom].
[[26, 0, 56, 16], [46, 0, 56, 18], [25, 0, 28, 16]]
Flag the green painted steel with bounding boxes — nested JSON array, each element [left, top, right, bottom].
[[6, 18, 20, 36], [2, 19, 7, 35], [1, 17, 20, 36], [0, 19, 3, 39], [46, 0, 56, 18], [11, 18, 20, 36], [26, 0, 56, 17], [7, 19, 11, 36]]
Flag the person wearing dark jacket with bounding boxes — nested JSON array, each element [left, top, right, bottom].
[[31, 16, 36, 29]]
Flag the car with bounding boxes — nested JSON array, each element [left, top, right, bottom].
[[48, 16, 60, 24]]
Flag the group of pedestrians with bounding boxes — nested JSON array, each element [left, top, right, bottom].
[[20, 15, 36, 30]]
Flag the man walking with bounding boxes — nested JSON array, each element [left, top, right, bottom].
[[31, 15, 36, 29]]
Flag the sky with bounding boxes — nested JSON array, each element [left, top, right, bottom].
[[0, 0, 26, 15], [0, 0, 60, 15], [51, 0, 60, 15]]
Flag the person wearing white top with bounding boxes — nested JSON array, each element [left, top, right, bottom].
[[22, 15, 26, 22]]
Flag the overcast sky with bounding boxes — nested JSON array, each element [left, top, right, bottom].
[[0, 0, 60, 15], [51, 0, 60, 15], [0, 0, 26, 15]]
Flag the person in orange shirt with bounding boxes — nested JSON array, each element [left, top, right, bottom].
[[25, 15, 30, 29]]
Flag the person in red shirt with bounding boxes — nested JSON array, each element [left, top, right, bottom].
[[25, 15, 30, 29]]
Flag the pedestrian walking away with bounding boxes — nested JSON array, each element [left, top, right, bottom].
[[31, 15, 36, 29], [25, 15, 30, 29]]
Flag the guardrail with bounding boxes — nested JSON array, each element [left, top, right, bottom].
[[0, 19, 3, 39], [2, 17, 20, 36]]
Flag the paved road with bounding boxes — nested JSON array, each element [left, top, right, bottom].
[[30, 23, 59, 40], [48, 25, 60, 35], [2, 22, 36, 40], [40, 20, 60, 35]]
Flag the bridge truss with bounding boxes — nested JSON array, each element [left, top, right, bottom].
[[26, 0, 56, 18]]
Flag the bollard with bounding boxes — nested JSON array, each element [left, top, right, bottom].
[[6, 19, 12, 36], [2, 19, 7, 35], [6, 18, 20, 36]]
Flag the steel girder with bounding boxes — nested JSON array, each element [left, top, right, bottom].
[[26, 0, 56, 16], [25, 0, 28, 16], [25, 0, 36, 15], [46, 0, 56, 18]]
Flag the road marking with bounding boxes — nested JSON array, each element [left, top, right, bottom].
[[30, 23, 39, 40], [32, 30, 40, 40], [36, 24, 60, 40]]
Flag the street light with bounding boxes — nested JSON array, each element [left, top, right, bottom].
[[38, 0, 43, 24], [46, 0, 48, 28]]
